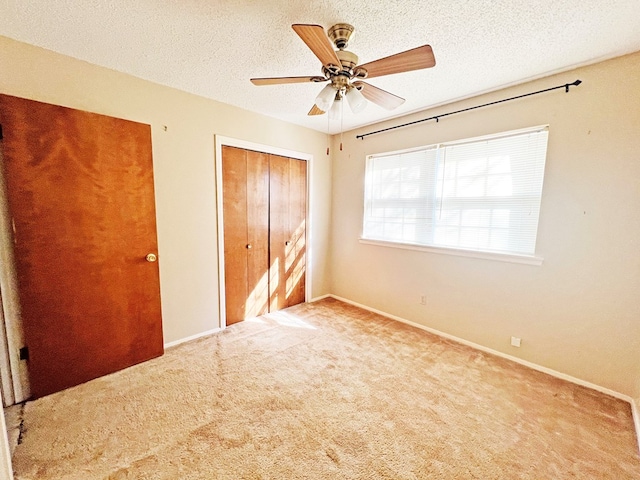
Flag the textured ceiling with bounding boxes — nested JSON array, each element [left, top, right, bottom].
[[1, 1, 639, 134]]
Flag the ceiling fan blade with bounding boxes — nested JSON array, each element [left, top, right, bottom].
[[308, 104, 325, 116], [353, 81, 405, 110], [251, 76, 327, 86], [358, 45, 435, 79], [292, 24, 341, 69]]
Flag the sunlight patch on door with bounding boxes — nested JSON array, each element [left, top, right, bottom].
[[244, 259, 275, 319], [286, 219, 306, 299], [269, 256, 280, 312]]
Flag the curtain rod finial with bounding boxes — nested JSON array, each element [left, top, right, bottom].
[[566, 79, 582, 92]]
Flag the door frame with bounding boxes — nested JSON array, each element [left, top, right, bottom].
[[0, 138, 30, 406], [214, 136, 312, 329]]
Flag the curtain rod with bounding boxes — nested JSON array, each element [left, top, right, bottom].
[[356, 79, 582, 140]]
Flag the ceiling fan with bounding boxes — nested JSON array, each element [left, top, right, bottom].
[[250, 23, 436, 116]]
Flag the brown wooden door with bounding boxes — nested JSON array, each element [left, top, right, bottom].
[[221, 146, 269, 325], [269, 155, 307, 310], [221, 147, 306, 325], [0, 94, 163, 399]]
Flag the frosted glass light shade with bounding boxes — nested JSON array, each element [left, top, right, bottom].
[[346, 87, 367, 113], [329, 99, 342, 121], [315, 85, 336, 112]]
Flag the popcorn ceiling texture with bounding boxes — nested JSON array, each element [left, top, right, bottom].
[[0, 0, 639, 133], [10, 299, 640, 479]]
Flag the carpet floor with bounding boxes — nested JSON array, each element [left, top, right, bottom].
[[10, 298, 640, 479]]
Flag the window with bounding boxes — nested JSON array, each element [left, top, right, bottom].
[[362, 126, 549, 259]]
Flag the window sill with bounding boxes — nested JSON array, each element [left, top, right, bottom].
[[358, 238, 544, 266]]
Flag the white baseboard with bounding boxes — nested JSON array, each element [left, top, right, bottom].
[[329, 294, 628, 399], [309, 294, 332, 302], [328, 294, 640, 452], [164, 328, 221, 349]]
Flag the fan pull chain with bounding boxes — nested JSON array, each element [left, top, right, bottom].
[[326, 113, 330, 155], [340, 98, 344, 151]]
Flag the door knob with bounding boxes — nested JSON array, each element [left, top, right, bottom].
[[246, 244, 252, 249], [145, 253, 158, 262], [285, 241, 291, 246]]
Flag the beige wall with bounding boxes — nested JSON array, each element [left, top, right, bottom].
[[330, 51, 640, 397], [0, 35, 332, 345]]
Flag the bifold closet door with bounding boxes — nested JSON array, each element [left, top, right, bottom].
[[221, 146, 269, 325], [269, 155, 306, 310], [222, 146, 306, 325]]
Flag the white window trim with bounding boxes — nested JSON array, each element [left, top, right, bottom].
[[359, 238, 544, 265]]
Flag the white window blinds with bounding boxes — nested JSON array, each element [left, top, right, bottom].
[[363, 126, 549, 257]]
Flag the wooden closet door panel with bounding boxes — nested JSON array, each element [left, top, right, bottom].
[[286, 158, 307, 307], [222, 146, 249, 325], [268, 154, 289, 312], [245, 150, 269, 318], [0, 94, 163, 399], [269, 155, 307, 310]]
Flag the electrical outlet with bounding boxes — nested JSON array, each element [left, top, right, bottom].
[[420, 295, 427, 305], [510, 336, 521, 347]]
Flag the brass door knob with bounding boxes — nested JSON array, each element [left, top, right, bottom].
[[145, 253, 158, 262], [246, 244, 252, 249]]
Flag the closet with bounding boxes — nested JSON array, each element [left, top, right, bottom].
[[222, 146, 306, 325]]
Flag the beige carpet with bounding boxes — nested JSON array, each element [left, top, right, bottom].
[[10, 298, 640, 479]]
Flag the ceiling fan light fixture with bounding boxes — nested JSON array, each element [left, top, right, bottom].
[[346, 86, 367, 113], [315, 84, 337, 112]]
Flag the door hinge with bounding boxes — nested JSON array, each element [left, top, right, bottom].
[[0, 124, 3, 140], [19, 346, 29, 361]]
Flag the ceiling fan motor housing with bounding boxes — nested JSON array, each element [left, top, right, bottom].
[[337, 50, 358, 71]]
